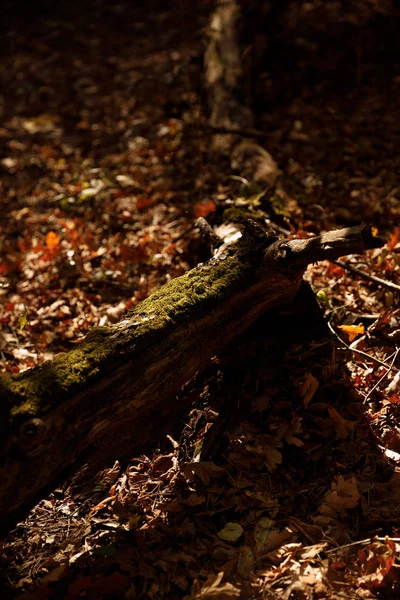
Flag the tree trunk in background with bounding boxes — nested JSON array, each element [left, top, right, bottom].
[[0, 225, 382, 535], [204, 0, 286, 185]]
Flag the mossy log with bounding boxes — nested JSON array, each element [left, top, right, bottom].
[[0, 225, 382, 534]]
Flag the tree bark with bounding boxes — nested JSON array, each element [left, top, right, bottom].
[[204, 0, 280, 184], [0, 224, 382, 534]]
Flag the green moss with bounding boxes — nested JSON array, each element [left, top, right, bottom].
[[2, 232, 270, 418], [8, 327, 114, 417]]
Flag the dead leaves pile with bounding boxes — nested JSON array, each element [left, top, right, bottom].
[[1, 1, 400, 598]]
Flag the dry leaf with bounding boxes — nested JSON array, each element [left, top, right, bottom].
[[217, 522, 243, 542], [387, 226, 399, 251], [264, 446, 283, 471], [194, 199, 216, 219], [188, 572, 241, 599], [328, 407, 355, 439], [254, 517, 274, 548], [183, 462, 224, 485], [283, 417, 304, 446], [319, 475, 361, 516], [237, 546, 254, 579], [338, 324, 365, 342], [299, 373, 319, 406], [46, 231, 61, 250]]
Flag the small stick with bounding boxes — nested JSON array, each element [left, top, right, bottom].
[[327, 321, 399, 374], [363, 349, 399, 401], [333, 259, 400, 294], [325, 536, 400, 554]]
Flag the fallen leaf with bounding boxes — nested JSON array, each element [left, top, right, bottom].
[[184, 461, 224, 485], [319, 475, 361, 516], [299, 373, 319, 406], [338, 324, 365, 342], [387, 226, 399, 251], [237, 545, 254, 579], [19, 307, 28, 331], [328, 407, 355, 439], [188, 572, 241, 599], [254, 517, 274, 548], [46, 231, 61, 250], [194, 199, 216, 219], [218, 522, 243, 542]]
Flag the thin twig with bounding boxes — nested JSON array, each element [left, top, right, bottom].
[[327, 321, 399, 373], [363, 348, 399, 401], [333, 259, 400, 293], [325, 536, 400, 554]]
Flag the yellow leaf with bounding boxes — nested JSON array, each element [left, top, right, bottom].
[[338, 324, 365, 342], [19, 307, 28, 331], [46, 231, 61, 250]]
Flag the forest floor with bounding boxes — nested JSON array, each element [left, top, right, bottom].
[[1, 1, 400, 598]]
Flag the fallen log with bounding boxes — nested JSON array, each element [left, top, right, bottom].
[[0, 224, 382, 534]]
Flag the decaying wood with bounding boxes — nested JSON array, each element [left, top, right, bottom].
[[0, 224, 382, 534], [204, 0, 253, 151], [204, 0, 280, 185]]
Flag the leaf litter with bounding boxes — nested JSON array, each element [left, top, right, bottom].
[[0, 1, 400, 599]]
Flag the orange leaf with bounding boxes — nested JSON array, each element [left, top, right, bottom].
[[194, 199, 216, 219], [338, 324, 365, 342], [371, 226, 379, 237], [46, 231, 61, 250], [387, 226, 399, 252]]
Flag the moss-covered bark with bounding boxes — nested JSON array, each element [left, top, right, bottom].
[[0, 224, 382, 533]]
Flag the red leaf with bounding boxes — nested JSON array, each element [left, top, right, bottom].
[[194, 200, 216, 218], [0, 262, 9, 274], [136, 197, 155, 211], [388, 394, 400, 404]]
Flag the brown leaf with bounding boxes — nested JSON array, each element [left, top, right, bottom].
[[184, 461, 224, 485], [319, 475, 361, 516], [187, 572, 241, 599], [328, 407, 355, 439], [299, 373, 319, 406]]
